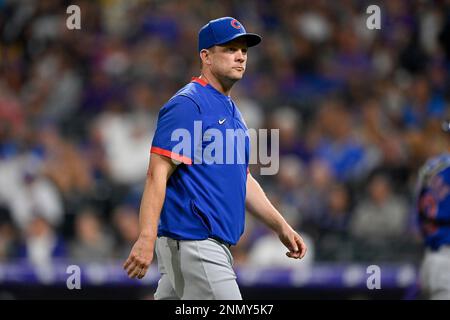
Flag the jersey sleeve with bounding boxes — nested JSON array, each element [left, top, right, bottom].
[[151, 95, 201, 165]]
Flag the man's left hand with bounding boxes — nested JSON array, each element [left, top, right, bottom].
[[278, 225, 307, 259]]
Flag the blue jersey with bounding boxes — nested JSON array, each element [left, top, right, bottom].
[[151, 77, 250, 245], [416, 153, 450, 250]]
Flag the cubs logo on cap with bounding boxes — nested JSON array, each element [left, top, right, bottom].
[[230, 19, 241, 29], [198, 17, 262, 52]]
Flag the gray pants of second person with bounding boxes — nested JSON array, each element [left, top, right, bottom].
[[419, 245, 450, 300], [154, 236, 242, 300]]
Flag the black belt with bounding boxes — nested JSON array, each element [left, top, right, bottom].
[[168, 236, 231, 249], [420, 216, 450, 227], [209, 236, 232, 248]]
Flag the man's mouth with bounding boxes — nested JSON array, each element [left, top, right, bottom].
[[234, 67, 244, 71]]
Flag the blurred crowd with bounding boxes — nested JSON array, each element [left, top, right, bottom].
[[1, 0, 450, 270]]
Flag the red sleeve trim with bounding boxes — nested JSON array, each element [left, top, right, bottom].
[[151, 146, 193, 165]]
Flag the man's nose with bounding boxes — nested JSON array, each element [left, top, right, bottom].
[[235, 50, 245, 62]]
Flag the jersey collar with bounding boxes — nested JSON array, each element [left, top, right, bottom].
[[191, 76, 232, 99], [191, 77, 208, 87]]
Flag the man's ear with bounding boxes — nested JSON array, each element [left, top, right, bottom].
[[200, 49, 212, 66]]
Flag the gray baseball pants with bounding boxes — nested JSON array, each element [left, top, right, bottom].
[[419, 245, 450, 300], [154, 236, 242, 300]]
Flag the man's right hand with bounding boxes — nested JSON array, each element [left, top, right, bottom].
[[123, 153, 177, 280], [123, 234, 154, 279]]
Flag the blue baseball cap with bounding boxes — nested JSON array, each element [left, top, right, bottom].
[[198, 17, 262, 52]]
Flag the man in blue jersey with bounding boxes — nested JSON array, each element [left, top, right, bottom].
[[123, 17, 307, 299], [416, 119, 450, 299]]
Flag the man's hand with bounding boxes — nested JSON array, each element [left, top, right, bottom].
[[123, 153, 176, 280], [246, 174, 308, 260], [123, 234, 154, 279], [278, 225, 307, 259]]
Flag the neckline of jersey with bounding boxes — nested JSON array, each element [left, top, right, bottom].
[[191, 77, 232, 100]]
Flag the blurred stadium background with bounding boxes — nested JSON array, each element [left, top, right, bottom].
[[0, 0, 449, 299]]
